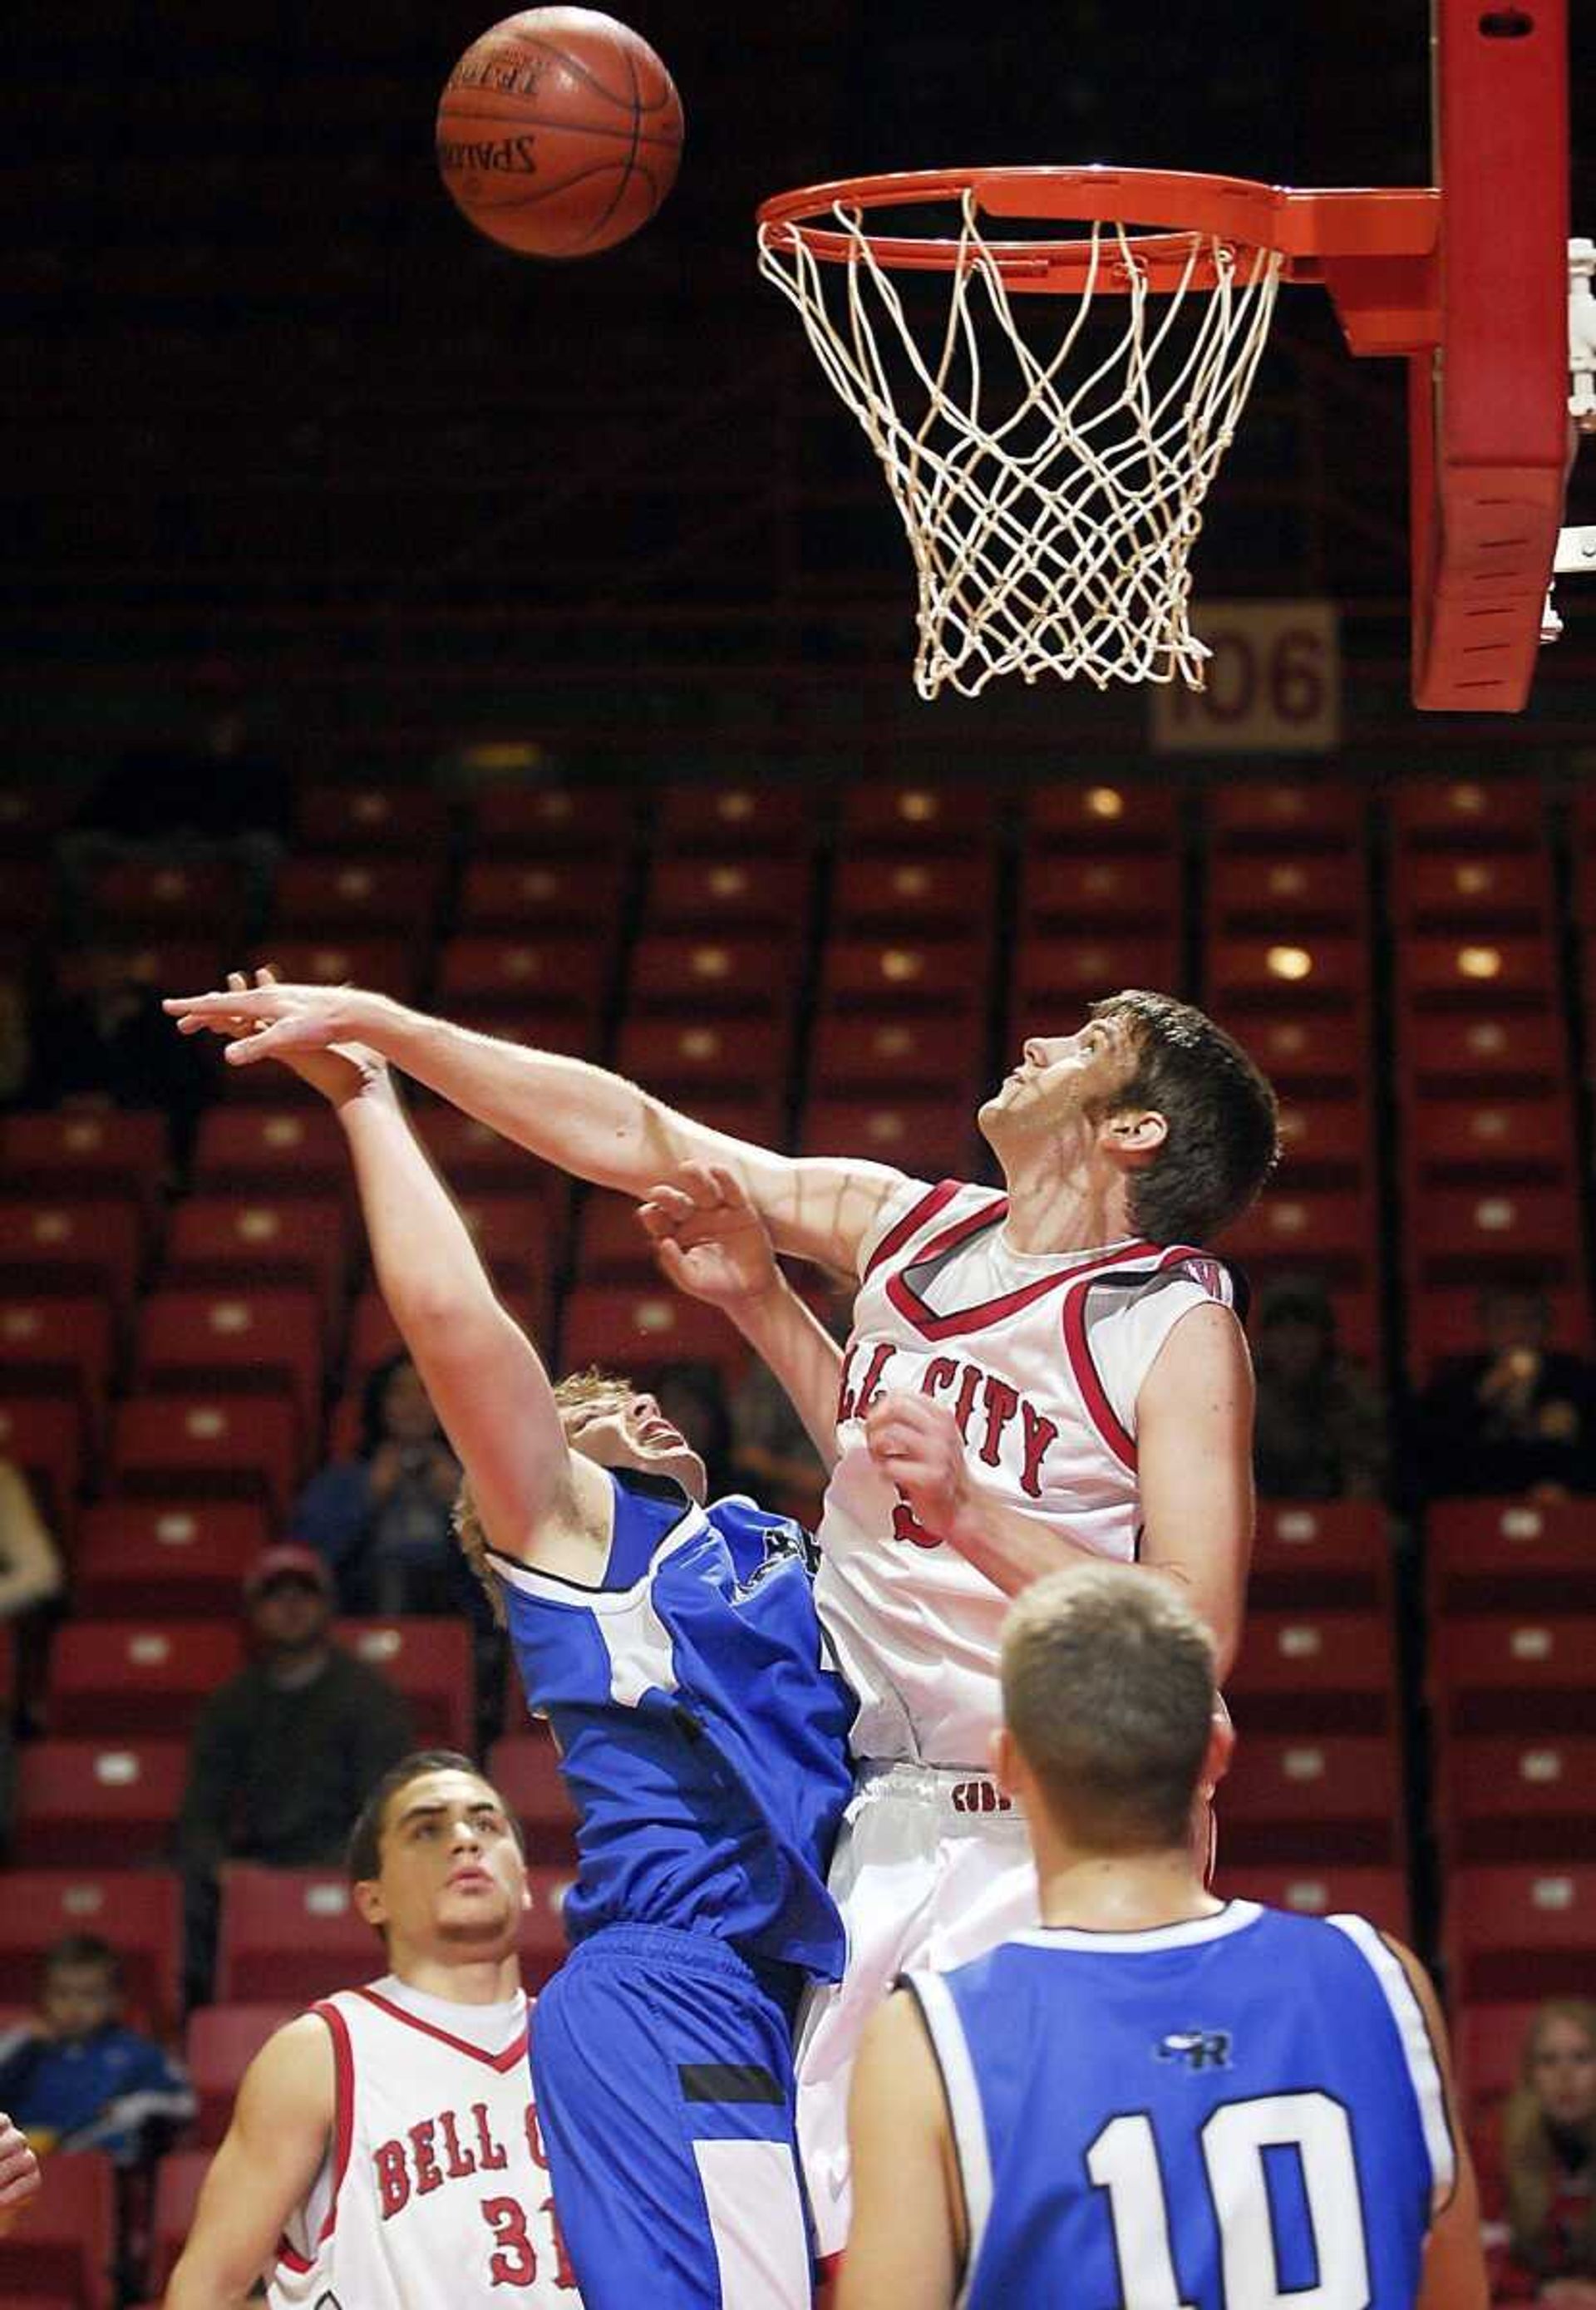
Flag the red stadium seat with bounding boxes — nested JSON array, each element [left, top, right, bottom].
[[1012, 934, 1181, 1017], [87, 856, 244, 935], [832, 851, 996, 933], [1405, 1283, 1592, 1378], [1426, 1497, 1596, 1614], [145, 2150, 213, 2296], [12, 1738, 189, 1868], [1406, 1185, 1581, 1286], [0, 1198, 143, 1326], [0, 1110, 169, 1223], [1238, 1014, 1362, 1092], [57, 940, 220, 1006], [459, 853, 628, 933], [108, 1392, 302, 1520], [1396, 933, 1559, 1007], [1436, 1736, 1596, 1864], [249, 933, 421, 1003], [336, 1619, 475, 1752], [1394, 850, 1554, 931], [0, 1297, 116, 1434], [1227, 1609, 1396, 1734], [1430, 1614, 1596, 1735], [1022, 851, 1184, 931], [486, 1729, 580, 1864], [161, 1194, 348, 1337], [190, 1105, 351, 1196], [73, 1500, 270, 1618], [1204, 933, 1367, 1007], [135, 1287, 323, 1441], [807, 1013, 978, 1097], [1249, 1500, 1390, 1609], [436, 933, 609, 1021], [1444, 1865, 1596, 1999], [185, 2004, 298, 2145], [1273, 1096, 1372, 1182], [442, 1002, 601, 1061], [628, 932, 797, 1013], [646, 853, 810, 932], [1454, 2002, 1541, 2115], [295, 783, 451, 854], [343, 1281, 550, 1398], [558, 1287, 745, 1388], [840, 782, 998, 848], [614, 1014, 786, 1101], [1207, 781, 1367, 850], [1387, 777, 1544, 848], [1216, 1733, 1401, 1864], [452, 1189, 557, 1307], [1398, 1011, 1570, 1095], [1206, 1864, 1411, 1941], [272, 855, 443, 935], [0, 2150, 116, 2309], [1214, 1188, 1376, 1286], [653, 781, 814, 851], [1400, 1091, 1576, 1185], [411, 1107, 564, 1204], [214, 1865, 383, 2004], [800, 1093, 977, 1180], [470, 783, 634, 855], [1025, 781, 1180, 850], [575, 1191, 664, 1285], [0, 1870, 183, 2037], [1207, 852, 1366, 933], [0, 1394, 85, 1535], [48, 1620, 244, 1738]]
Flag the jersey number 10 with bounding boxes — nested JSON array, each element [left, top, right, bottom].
[[1087, 2092, 1372, 2310]]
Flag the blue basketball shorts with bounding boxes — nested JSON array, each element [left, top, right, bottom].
[[530, 1923, 814, 2310]]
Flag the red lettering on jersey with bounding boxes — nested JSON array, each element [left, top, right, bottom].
[[891, 1497, 944, 1552], [851, 1342, 896, 1419], [544, 2195, 581, 2290], [949, 1362, 983, 1441], [409, 2117, 443, 2195], [471, 2101, 509, 2171], [1019, 1401, 1059, 1498], [374, 2138, 410, 2220], [439, 2108, 477, 2179], [481, 2194, 538, 2286], [524, 2101, 549, 2173], [922, 1355, 958, 1400], [978, 1376, 1020, 1468]]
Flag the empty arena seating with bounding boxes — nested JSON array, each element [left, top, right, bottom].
[[486, 1729, 581, 1864], [337, 1619, 475, 1752], [12, 1738, 189, 1868], [1226, 1608, 1396, 1734], [190, 1103, 351, 1198], [0, 1295, 117, 1439], [460, 851, 628, 934], [272, 853, 443, 937], [161, 1193, 349, 1337], [135, 1286, 323, 1441], [559, 1284, 745, 1387], [1425, 1495, 1596, 1613], [108, 1392, 302, 1520], [1436, 1735, 1596, 1865], [72, 1500, 269, 1618], [1248, 1500, 1390, 1609], [1214, 1734, 1403, 1867], [47, 1620, 244, 1738], [1429, 1613, 1596, 1736], [1443, 1864, 1596, 2000], [1207, 1864, 1411, 1941], [145, 2150, 213, 2297], [185, 2004, 297, 2144]]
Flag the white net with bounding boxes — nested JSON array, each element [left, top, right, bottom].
[[757, 190, 1285, 698]]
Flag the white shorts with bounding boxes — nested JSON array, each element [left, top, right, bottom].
[[795, 1760, 1038, 2259]]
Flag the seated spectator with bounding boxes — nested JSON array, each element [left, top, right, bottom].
[[1485, 1999, 1596, 2303], [652, 1358, 739, 1500], [291, 1354, 469, 1618], [0, 1455, 63, 1623], [176, 1544, 414, 2006], [0, 1934, 194, 2165], [1411, 1285, 1596, 1503], [1250, 1274, 1387, 1500]]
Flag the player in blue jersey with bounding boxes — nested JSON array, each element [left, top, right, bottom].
[[840, 1559, 1487, 2310], [204, 976, 856, 2310]]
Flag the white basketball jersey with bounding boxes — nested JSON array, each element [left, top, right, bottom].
[[268, 1975, 578, 2308], [816, 1178, 1235, 1767]]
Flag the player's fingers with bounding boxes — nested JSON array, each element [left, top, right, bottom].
[[651, 1238, 695, 1289], [700, 1160, 751, 1211], [220, 1021, 298, 1065], [639, 1185, 697, 1229]]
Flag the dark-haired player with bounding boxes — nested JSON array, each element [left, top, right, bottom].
[[841, 1562, 1487, 2310], [166, 975, 1278, 2258], [165, 1751, 572, 2308]]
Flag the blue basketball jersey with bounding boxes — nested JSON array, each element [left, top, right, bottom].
[[490, 1470, 855, 1979], [909, 1902, 1455, 2310]]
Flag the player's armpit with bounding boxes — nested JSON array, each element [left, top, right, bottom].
[[1382, 1937, 1490, 2310], [161, 2013, 335, 2310], [836, 1992, 962, 2310], [1135, 1303, 1254, 1678]]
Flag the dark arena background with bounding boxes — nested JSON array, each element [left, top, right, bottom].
[[2, 1, 1595, 2299]]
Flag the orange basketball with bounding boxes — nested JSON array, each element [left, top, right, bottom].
[[436, 8, 683, 259]]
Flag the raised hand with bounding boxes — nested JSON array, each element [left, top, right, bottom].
[[190, 971, 391, 1109], [637, 1160, 782, 1310], [864, 1391, 970, 1541], [164, 977, 388, 1066], [0, 2110, 40, 2211]]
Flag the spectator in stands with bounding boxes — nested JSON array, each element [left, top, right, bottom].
[[175, 1544, 414, 2006], [1486, 1999, 1596, 2303], [0, 1455, 63, 1623], [291, 1353, 469, 1618], [1249, 1273, 1387, 1500], [1410, 1285, 1596, 1503], [651, 1358, 739, 1500], [0, 1934, 194, 2165]]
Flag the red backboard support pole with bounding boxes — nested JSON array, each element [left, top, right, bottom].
[[1411, 0, 1569, 711]]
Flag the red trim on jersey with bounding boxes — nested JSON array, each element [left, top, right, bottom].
[[886, 1209, 1161, 1344], [1061, 1277, 1139, 1471], [862, 1180, 962, 1281], [352, 1984, 529, 2073], [315, 1997, 356, 2247]]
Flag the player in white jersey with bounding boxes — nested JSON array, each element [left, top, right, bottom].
[[163, 1751, 576, 2309], [166, 976, 1280, 2257]]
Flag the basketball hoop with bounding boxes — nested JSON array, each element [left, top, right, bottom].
[[757, 167, 1439, 700]]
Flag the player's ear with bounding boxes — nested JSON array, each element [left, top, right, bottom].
[[352, 1879, 387, 1930], [1201, 1695, 1236, 1793], [1101, 1106, 1167, 1161], [991, 1723, 1022, 1800]]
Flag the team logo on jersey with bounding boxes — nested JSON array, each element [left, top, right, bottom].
[[1156, 2028, 1232, 2071]]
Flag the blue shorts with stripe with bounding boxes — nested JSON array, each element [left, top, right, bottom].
[[530, 1923, 814, 2310]]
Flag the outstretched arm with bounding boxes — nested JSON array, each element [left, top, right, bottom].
[[165, 981, 908, 1273], [637, 1161, 845, 1471], [162, 2016, 334, 2309]]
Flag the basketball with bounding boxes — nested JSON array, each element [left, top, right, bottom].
[[436, 8, 683, 260]]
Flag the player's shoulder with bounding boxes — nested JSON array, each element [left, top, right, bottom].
[[1128, 1244, 1238, 1307], [858, 1173, 995, 1273]]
